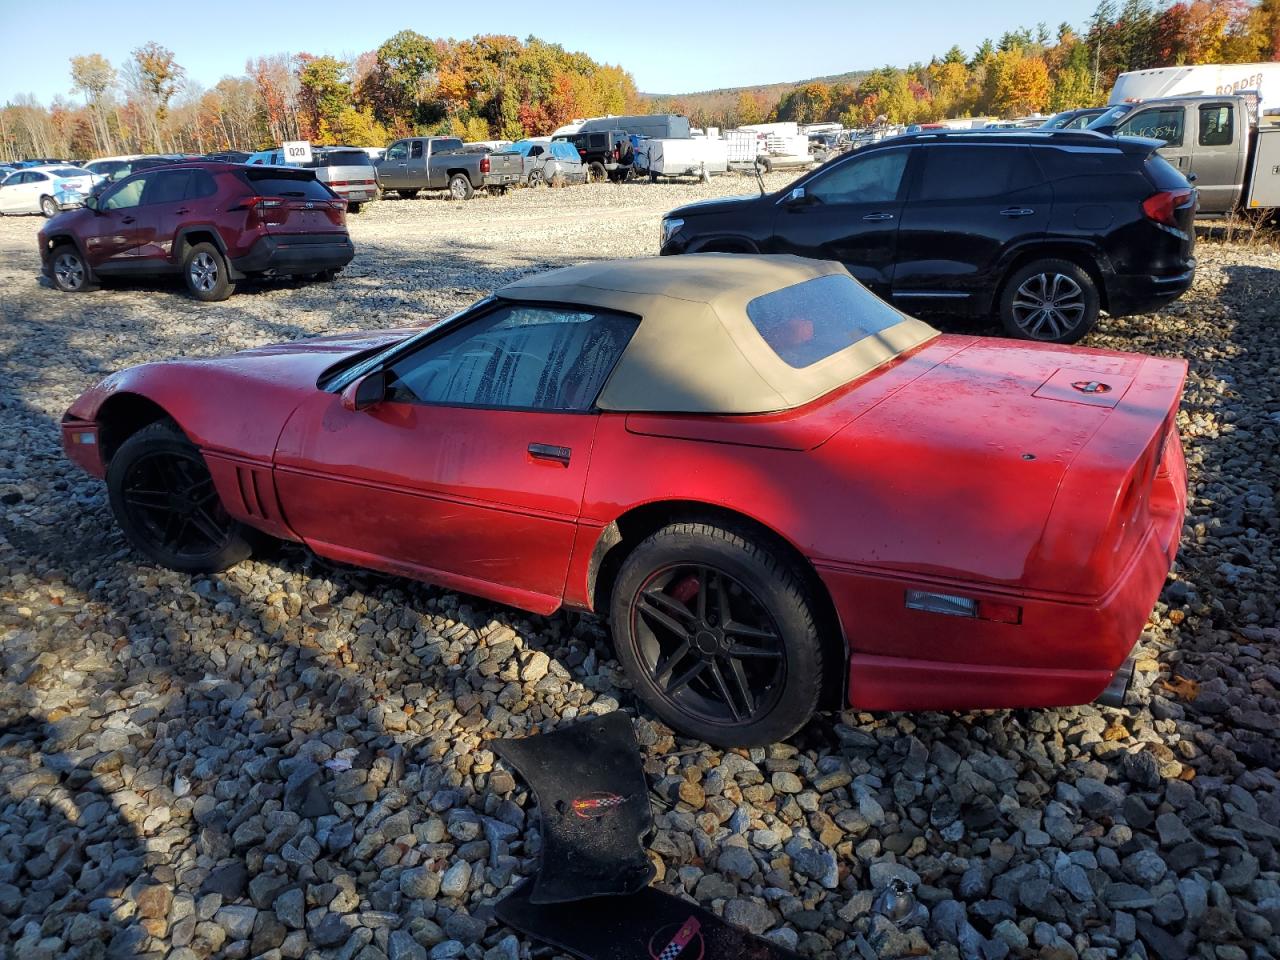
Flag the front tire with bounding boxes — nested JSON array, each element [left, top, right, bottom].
[[183, 242, 234, 302], [610, 521, 824, 747], [40, 196, 59, 218], [999, 259, 1099, 344], [448, 174, 475, 200], [50, 245, 92, 292], [106, 422, 254, 574]]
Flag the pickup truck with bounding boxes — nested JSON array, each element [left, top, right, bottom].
[[374, 136, 523, 200], [1095, 94, 1280, 215]]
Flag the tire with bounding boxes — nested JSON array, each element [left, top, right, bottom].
[[397, 189, 420, 199], [528, 169, 544, 188], [49, 244, 92, 293], [106, 421, 254, 574], [348, 202, 362, 214], [588, 161, 607, 183], [40, 195, 59, 218], [448, 173, 474, 200], [758, 157, 772, 173], [183, 242, 234, 302], [649, 171, 658, 183], [999, 258, 1099, 344], [609, 520, 824, 747]]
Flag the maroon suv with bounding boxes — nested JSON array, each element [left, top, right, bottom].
[[37, 161, 355, 302]]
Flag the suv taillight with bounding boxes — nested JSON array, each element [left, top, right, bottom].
[[1142, 189, 1193, 227], [613, 146, 620, 161], [480, 155, 490, 174], [242, 196, 284, 227]]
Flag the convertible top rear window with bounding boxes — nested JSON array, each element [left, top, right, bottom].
[[746, 274, 904, 369]]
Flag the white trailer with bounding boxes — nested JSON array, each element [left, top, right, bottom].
[[636, 138, 729, 181], [1111, 63, 1280, 116]]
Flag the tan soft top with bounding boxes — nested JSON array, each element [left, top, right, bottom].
[[497, 254, 937, 414]]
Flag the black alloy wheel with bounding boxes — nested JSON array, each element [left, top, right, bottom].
[[631, 562, 787, 727]]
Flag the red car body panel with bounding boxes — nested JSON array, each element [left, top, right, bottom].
[[62, 327, 1188, 712]]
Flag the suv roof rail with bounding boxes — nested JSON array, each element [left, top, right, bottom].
[[886, 129, 1116, 145]]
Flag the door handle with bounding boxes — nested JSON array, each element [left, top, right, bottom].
[[175, 207, 190, 214], [1000, 207, 1036, 217], [528, 443, 571, 466], [121, 216, 135, 224], [862, 212, 894, 221]]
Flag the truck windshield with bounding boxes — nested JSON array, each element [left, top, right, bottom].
[[1088, 104, 1135, 129]]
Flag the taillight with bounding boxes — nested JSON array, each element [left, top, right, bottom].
[[613, 146, 620, 161], [328, 180, 348, 188], [480, 155, 490, 174], [241, 196, 283, 227], [1142, 189, 1192, 227]]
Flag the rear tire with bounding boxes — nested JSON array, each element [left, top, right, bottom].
[[50, 245, 93, 292], [999, 258, 1099, 344], [588, 161, 607, 183], [183, 242, 234, 302], [348, 202, 362, 214], [528, 169, 544, 188], [609, 520, 824, 747], [40, 196, 59, 218], [107, 422, 254, 574], [397, 189, 419, 199], [448, 173, 474, 200]]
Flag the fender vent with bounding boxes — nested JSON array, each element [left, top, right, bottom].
[[235, 466, 275, 521]]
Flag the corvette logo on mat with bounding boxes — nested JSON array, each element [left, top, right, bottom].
[[570, 791, 627, 818], [648, 918, 704, 960]]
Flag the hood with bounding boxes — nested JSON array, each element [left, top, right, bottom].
[[666, 194, 767, 218]]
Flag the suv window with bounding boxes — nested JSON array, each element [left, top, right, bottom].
[[747, 274, 905, 369], [1117, 107, 1184, 147], [1033, 146, 1129, 180], [808, 149, 908, 204], [241, 169, 334, 200], [916, 146, 1040, 201], [187, 170, 217, 199], [143, 169, 192, 205], [385, 142, 407, 161], [1199, 104, 1233, 146], [386, 304, 639, 411], [102, 175, 148, 210]]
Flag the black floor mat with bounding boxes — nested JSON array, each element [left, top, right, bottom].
[[493, 711, 654, 903], [496, 879, 801, 960]]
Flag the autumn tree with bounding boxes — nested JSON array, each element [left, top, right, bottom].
[[69, 54, 117, 154], [131, 42, 184, 151]]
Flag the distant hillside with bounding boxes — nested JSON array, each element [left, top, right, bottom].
[[639, 70, 871, 126]]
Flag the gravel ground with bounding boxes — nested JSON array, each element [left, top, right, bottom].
[[0, 173, 1277, 960]]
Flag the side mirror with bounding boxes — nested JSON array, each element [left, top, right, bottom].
[[84, 195, 99, 212], [1186, 172, 1198, 183], [341, 370, 389, 412]]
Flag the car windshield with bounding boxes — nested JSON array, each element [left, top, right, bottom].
[[1088, 104, 1135, 128], [746, 274, 906, 369]]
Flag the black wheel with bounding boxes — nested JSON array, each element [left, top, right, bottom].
[[999, 258, 1099, 343], [107, 422, 254, 574], [588, 161, 607, 183], [448, 173, 475, 200], [183, 242, 234, 302], [610, 521, 824, 747], [40, 195, 59, 218], [649, 170, 658, 183], [50, 245, 92, 292], [348, 202, 362, 214], [397, 189, 420, 199]]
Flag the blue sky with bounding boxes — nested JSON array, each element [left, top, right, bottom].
[[1, 0, 1102, 105]]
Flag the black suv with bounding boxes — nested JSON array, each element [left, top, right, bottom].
[[660, 131, 1196, 343], [555, 129, 633, 182]]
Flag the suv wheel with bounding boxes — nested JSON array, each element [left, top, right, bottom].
[[397, 189, 419, 199], [527, 169, 544, 188], [183, 243, 235, 302], [999, 259, 1099, 344], [448, 174, 474, 200], [40, 196, 59, 218], [50, 245, 92, 292], [588, 161, 607, 183]]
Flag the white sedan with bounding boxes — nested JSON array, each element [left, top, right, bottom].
[[0, 166, 98, 217]]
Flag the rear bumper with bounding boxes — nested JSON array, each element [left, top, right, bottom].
[[1105, 264, 1195, 316], [229, 234, 354, 277], [484, 172, 522, 187], [827, 437, 1186, 712]]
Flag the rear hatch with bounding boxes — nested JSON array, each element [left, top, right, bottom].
[[1141, 150, 1197, 264], [311, 150, 379, 202], [240, 168, 347, 236]]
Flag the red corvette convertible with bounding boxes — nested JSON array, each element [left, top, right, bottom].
[[62, 255, 1187, 746]]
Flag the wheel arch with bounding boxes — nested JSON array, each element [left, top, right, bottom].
[[995, 243, 1112, 314], [173, 226, 227, 265], [685, 235, 761, 255], [94, 391, 179, 466], [587, 499, 847, 710], [445, 167, 477, 184]]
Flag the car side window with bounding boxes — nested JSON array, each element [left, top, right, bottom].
[[807, 149, 909, 204], [142, 170, 192, 205], [1117, 108, 1184, 147], [187, 170, 217, 199], [410, 141, 424, 159], [385, 142, 407, 161], [102, 175, 148, 210], [1198, 104, 1233, 147], [915, 146, 1041, 201], [385, 304, 639, 412], [529, 145, 544, 157]]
